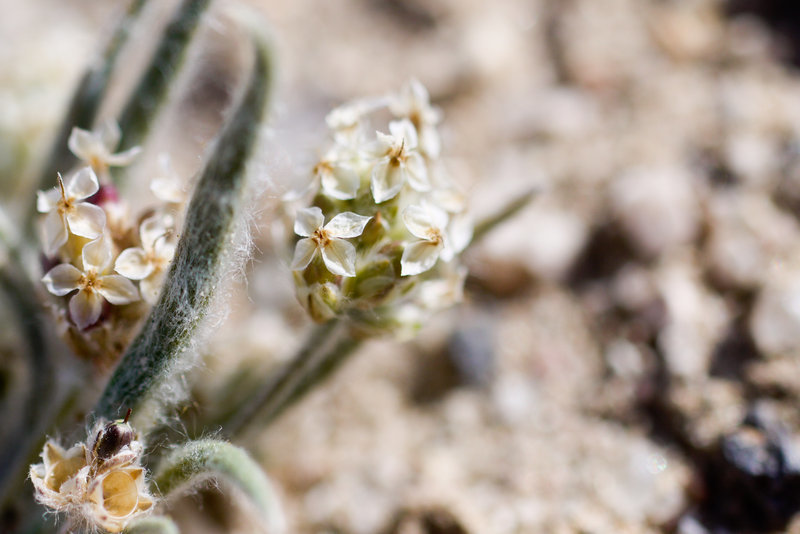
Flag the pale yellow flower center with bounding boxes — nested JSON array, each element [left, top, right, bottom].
[[426, 227, 443, 245], [80, 270, 101, 293], [312, 228, 332, 247]]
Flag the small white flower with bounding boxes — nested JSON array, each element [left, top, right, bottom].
[[37, 167, 107, 256], [389, 79, 442, 158], [150, 153, 187, 204], [400, 203, 450, 276], [42, 236, 140, 330], [115, 215, 176, 304], [314, 148, 362, 200], [291, 207, 371, 277], [325, 96, 388, 146], [68, 119, 141, 174], [370, 119, 429, 203]]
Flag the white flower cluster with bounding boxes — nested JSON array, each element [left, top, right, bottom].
[[30, 418, 153, 533], [37, 121, 182, 333], [290, 80, 472, 335]]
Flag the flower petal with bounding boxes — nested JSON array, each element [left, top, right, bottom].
[[69, 290, 103, 330], [400, 240, 443, 276], [448, 213, 473, 255], [66, 203, 106, 239], [321, 239, 357, 277], [98, 119, 121, 151], [389, 119, 418, 150], [67, 127, 96, 162], [402, 205, 435, 240], [371, 159, 404, 203], [154, 239, 176, 263], [42, 264, 83, 296], [97, 275, 140, 305], [97, 469, 138, 517], [37, 187, 61, 213], [290, 238, 318, 271], [370, 132, 396, 158], [82, 235, 113, 273], [105, 146, 142, 167], [139, 215, 169, 251], [42, 211, 68, 256], [294, 207, 324, 237], [114, 248, 152, 280], [139, 271, 166, 305], [324, 212, 371, 239], [418, 124, 441, 158], [404, 153, 429, 192], [320, 163, 360, 200], [65, 167, 100, 200], [150, 177, 186, 203]]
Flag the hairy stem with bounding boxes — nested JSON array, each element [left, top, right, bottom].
[[115, 0, 212, 155], [93, 29, 274, 425], [224, 321, 361, 439], [154, 440, 284, 532]]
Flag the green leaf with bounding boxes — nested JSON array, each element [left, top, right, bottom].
[[115, 0, 213, 155], [154, 440, 284, 532], [93, 27, 274, 425], [125, 516, 180, 534]]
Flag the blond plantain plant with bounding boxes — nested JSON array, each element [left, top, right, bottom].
[[0, 2, 533, 533]]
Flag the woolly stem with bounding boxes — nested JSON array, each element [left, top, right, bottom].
[[93, 29, 274, 425], [154, 440, 284, 532], [115, 0, 212, 156], [224, 321, 360, 438]]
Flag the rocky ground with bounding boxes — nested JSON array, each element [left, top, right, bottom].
[[8, 0, 800, 532]]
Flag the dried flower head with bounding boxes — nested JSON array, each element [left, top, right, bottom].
[[30, 418, 154, 533]]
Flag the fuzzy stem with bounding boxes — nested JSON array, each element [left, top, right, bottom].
[[224, 321, 361, 439], [115, 0, 212, 156], [223, 321, 339, 436], [93, 30, 274, 425], [471, 188, 537, 244], [154, 440, 284, 532]]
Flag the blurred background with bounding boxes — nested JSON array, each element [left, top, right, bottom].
[[6, 0, 800, 532]]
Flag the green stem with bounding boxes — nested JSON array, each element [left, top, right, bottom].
[[115, 0, 212, 156], [224, 321, 360, 439], [471, 188, 537, 244], [154, 440, 284, 531], [93, 30, 274, 426]]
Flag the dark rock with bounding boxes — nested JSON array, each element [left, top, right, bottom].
[[698, 404, 800, 532], [410, 320, 495, 404], [447, 323, 495, 388]]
